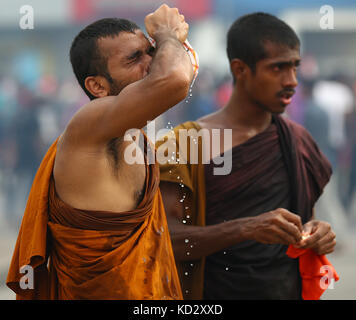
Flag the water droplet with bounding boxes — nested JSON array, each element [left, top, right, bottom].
[[186, 252, 190, 256], [179, 199, 184, 203], [225, 267, 229, 271], [185, 206, 189, 210], [223, 251, 227, 255], [190, 245, 194, 248], [186, 215, 190, 219], [185, 239, 189, 243], [177, 176, 180, 180], [190, 263, 194, 267], [182, 220, 187, 224], [169, 170, 172, 174], [185, 290, 189, 294], [184, 272, 188, 276]]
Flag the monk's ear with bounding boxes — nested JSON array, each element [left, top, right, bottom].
[[84, 76, 110, 99], [230, 58, 249, 83]]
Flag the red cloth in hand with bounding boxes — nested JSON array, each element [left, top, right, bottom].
[[286, 245, 339, 300]]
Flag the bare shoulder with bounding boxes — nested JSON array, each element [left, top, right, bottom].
[[61, 95, 118, 149]]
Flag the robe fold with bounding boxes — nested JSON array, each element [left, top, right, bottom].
[[158, 115, 332, 299], [6, 133, 182, 300]]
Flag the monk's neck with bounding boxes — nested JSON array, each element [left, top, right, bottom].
[[222, 88, 272, 132]]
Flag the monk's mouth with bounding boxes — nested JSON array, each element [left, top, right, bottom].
[[278, 90, 295, 105]]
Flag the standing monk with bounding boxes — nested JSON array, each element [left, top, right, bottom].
[[7, 4, 194, 299], [158, 13, 336, 299]]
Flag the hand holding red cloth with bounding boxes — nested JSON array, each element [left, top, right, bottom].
[[286, 245, 339, 300]]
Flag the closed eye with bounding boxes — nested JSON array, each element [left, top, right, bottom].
[[127, 50, 142, 63]]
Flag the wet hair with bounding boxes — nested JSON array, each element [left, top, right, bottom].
[[70, 18, 140, 100], [227, 12, 300, 77]]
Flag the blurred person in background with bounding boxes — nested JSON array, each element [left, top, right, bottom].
[[303, 79, 332, 163], [313, 76, 354, 170], [7, 4, 194, 300], [311, 76, 353, 238], [158, 12, 336, 300], [345, 80, 356, 215]]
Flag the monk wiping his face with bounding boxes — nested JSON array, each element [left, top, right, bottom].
[[6, 4, 195, 299]]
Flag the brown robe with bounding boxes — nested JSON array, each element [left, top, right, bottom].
[[6, 133, 182, 300], [158, 115, 332, 299]]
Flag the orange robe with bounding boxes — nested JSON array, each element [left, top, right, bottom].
[[6, 135, 182, 300]]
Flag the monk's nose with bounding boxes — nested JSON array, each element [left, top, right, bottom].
[[283, 69, 298, 88]]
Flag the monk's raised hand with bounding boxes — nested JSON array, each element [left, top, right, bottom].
[[145, 4, 189, 43]]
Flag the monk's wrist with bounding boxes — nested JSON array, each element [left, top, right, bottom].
[[235, 217, 256, 242]]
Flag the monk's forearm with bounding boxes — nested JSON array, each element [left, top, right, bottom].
[[152, 32, 193, 87], [168, 217, 254, 261]]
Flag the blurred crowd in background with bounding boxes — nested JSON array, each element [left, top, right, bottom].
[[0, 0, 356, 232]]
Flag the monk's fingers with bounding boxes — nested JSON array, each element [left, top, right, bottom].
[[300, 221, 332, 248], [277, 208, 303, 233], [309, 231, 336, 255], [273, 215, 302, 243], [311, 240, 336, 255], [269, 225, 299, 245], [321, 242, 337, 255], [301, 220, 315, 235]]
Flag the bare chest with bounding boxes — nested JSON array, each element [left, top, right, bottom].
[[53, 137, 147, 212]]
